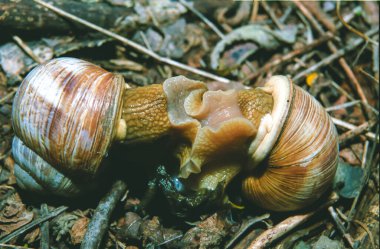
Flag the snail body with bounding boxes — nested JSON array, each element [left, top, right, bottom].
[[11, 57, 338, 211]]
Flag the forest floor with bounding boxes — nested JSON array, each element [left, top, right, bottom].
[[0, 0, 379, 248]]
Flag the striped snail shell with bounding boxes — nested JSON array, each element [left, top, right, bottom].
[[11, 58, 172, 195], [242, 76, 339, 211]]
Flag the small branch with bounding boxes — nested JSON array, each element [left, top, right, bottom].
[[328, 206, 355, 248], [336, 0, 378, 46], [0, 206, 68, 243], [0, 90, 16, 105], [12, 35, 43, 64], [40, 204, 50, 249], [325, 100, 361, 112], [338, 120, 378, 144], [260, 1, 283, 29], [247, 195, 339, 249], [33, 0, 231, 84], [80, 180, 128, 249], [225, 213, 270, 249], [179, 0, 224, 38], [332, 118, 378, 142]]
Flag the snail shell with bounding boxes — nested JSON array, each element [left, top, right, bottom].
[[12, 58, 125, 179], [242, 76, 339, 211], [12, 136, 84, 196], [11, 57, 172, 196]]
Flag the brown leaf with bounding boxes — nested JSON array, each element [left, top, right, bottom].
[[0, 186, 34, 237], [70, 217, 90, 245]]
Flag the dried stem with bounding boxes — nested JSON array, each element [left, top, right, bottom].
[[328, 206, 355, 248], [80, 180, 127, 249], [12, 35, 43, 64], [247, 195, 339, 248]]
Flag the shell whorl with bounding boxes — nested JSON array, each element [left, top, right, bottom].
[[12, 136, 84, 196], [242, 76, 339, 211], [11, 57, 124, 177]]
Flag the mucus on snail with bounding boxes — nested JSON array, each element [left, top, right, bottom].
[[11, 57, 339, 212]]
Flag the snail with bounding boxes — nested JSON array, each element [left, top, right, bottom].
[[11, 57, 339, 212]]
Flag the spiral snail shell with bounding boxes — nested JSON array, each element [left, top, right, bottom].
[[11, 57, 338, 211]]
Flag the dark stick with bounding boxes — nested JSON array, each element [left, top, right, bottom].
[[0, 206, 68, 243], [80, 180, 127, 249], [40, 204, 50, 249]]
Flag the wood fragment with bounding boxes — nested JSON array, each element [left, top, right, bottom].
[[338, 119, 378, 144], [80, 180, 127, 249], [332, 118, 378, 142], [328, 206, 355, 248], [260, 1, 283, 29], [225, 213, 270, 249], [247, 195, 339, 249], [40, 204, 50, 249], [325, 100, 361, 112], [12, 35, 43, 64]]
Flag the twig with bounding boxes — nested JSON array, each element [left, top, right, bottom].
[[329, 81, 379, 116], [351, 220, 376, 249], [325, 100, 361, 112], [243, 32, 334, 83], [225, 213, 270, 249], [33, 0, 231, 84], [359, 68, 379, 85], [40, 204, 50, 249], [179, 0, 224, 38], [0, 206, 68, 243], [332, 118, 378, 142], [0, 90, 16, 105], [336, 0, 378, 46], [328, 206, 355, 248], [292, 28, 378, 82], [260, 1, 283, 29], [247, 194, 339, 248], [301, 1, 336, 33], [80, 180, 128, 249], [0, 244, 35, 249], [12, 35, 43, 64], [338, 120, 378, 144], [347, 126, 379, 229], [250, 0, 260, 23]]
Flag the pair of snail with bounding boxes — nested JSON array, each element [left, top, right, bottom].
[[11, 58, 339, 212]]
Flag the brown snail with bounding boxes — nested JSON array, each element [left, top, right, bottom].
[[11, 57, 338, 211]]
